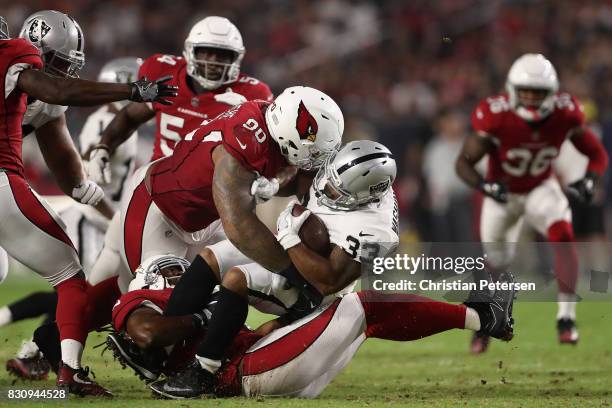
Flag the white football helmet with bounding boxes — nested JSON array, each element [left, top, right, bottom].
[[0, 16, 9, 40], [265, 86, 344, 171], [128, 254, 190, 292], [506, 53, 559, 121], [19, 10, 85, 77], [183, 16, 244, 90], [314, 140, 396, 211]]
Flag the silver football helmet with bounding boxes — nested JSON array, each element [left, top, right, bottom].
[[128, 254, 190, 292], [314, 140, 396, 211], [183, 16, 245, 90], [19, 10, 85, 77], [98, 57, 142, 83], [0, 16, 9, 40]]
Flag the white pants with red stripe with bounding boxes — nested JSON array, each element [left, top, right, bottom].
[[480, 177, 571, 268], [241, 292, 366, 398], [119, 165, 226, 286], [0, 172, 81, 286]]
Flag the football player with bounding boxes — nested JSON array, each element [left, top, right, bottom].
[[0, 10, 176, 396], [152, 140, 400, 397], [3, 57, 142, 382], [455, 53, 608, 352], [103, 256, 515, 399], [87, 15, 273, 179], [85, 16, 273, 289]]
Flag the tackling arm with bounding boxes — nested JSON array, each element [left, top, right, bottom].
[[126, 307, 200, 349], [287, 243, 361, 295], [213, 147, 291, 273]]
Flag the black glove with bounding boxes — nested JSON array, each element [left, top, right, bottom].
[[479, 180, 508, 203], [280, 263, 324, 309], [567, 173, 596, 204], [129, 75, 178, 105]]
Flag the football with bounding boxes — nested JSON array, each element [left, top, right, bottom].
[[292, 203, 331, 257]]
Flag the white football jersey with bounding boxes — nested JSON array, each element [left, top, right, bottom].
[[79, 104, 138, 203], [22, 100, 67, 130], [306, 186, 399, 263]]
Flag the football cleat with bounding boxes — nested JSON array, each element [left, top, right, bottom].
[[557, 318, 579, 345], [469, 332, 491, 355], [106, 333, 164, 382], [149, 360, 215, 399], [56, 363, 113, 398], [6, 354, 51, 381], [465, 271, 516, 342]]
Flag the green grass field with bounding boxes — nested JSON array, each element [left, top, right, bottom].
[[0, 274, 611, 408]]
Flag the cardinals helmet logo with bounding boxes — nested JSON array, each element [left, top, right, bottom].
[[296, 101, 318, 142]]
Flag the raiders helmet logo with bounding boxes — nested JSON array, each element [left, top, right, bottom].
[[28, 19, 51, 43], [369, 179, 390, 195], [296, 101, 318, 142]]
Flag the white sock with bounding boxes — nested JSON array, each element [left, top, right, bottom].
[[557, 292, 577, 320], [60, 339, 83, 370], [464, 307, 481, 331], [0, 306, 12, 327], [196, 355, 221, 374], [16, 340, 40, 359]]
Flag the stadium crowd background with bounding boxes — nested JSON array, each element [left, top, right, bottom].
[[3, 0, 612, 242]]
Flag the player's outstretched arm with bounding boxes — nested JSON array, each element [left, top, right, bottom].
[[212, 147, 291, 273], [287, 243, 361, 295], [17, 69, 177, 107]]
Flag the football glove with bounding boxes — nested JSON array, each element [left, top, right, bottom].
[[276, 200, 311, 250], [72, 180, 104, 206], [480, 180, 508, 203], [567, 173, 596, 204], [129, 75, 178, 106], [87, 145, 111, 185], [251, 176, 279, 204], [213, 89, 247, 106]]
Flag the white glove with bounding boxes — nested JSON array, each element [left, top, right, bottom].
[[276, 201, 311, 250], [213, 89, 247, 106], [87, 146, 111, 185], [251, 176, 279, 204], [72, 180, 105, 206]]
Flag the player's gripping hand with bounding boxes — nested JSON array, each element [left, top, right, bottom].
[[251, 176, 279, 204], [276, 201, 311, 250], [129, 75, 178, 106], [72, 180, 105, 205], [213, 89, 247, 106], [480, 180, 508, 203], [567, 173, 596, 204], [87, 144, 111, 185]]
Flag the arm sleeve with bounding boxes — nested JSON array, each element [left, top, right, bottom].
[[571, 127, 609, 176]]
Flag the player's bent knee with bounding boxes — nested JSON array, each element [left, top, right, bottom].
[[547, 220, 575, 243], [200, 247, 221, 279], [222, 267, 248, 297]]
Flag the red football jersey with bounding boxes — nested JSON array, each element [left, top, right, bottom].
[[138, 54, 273, 161], [149, 100, 288, 232], [111, 288, 260, 389], [0, 38, 43, 176], [472, 93, 584, 193]]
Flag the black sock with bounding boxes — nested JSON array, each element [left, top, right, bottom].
[[8, 292, 57, 322], [33, 321, 61, 373], [197, 286, 248, 361], [165, 255, 219, 316]]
